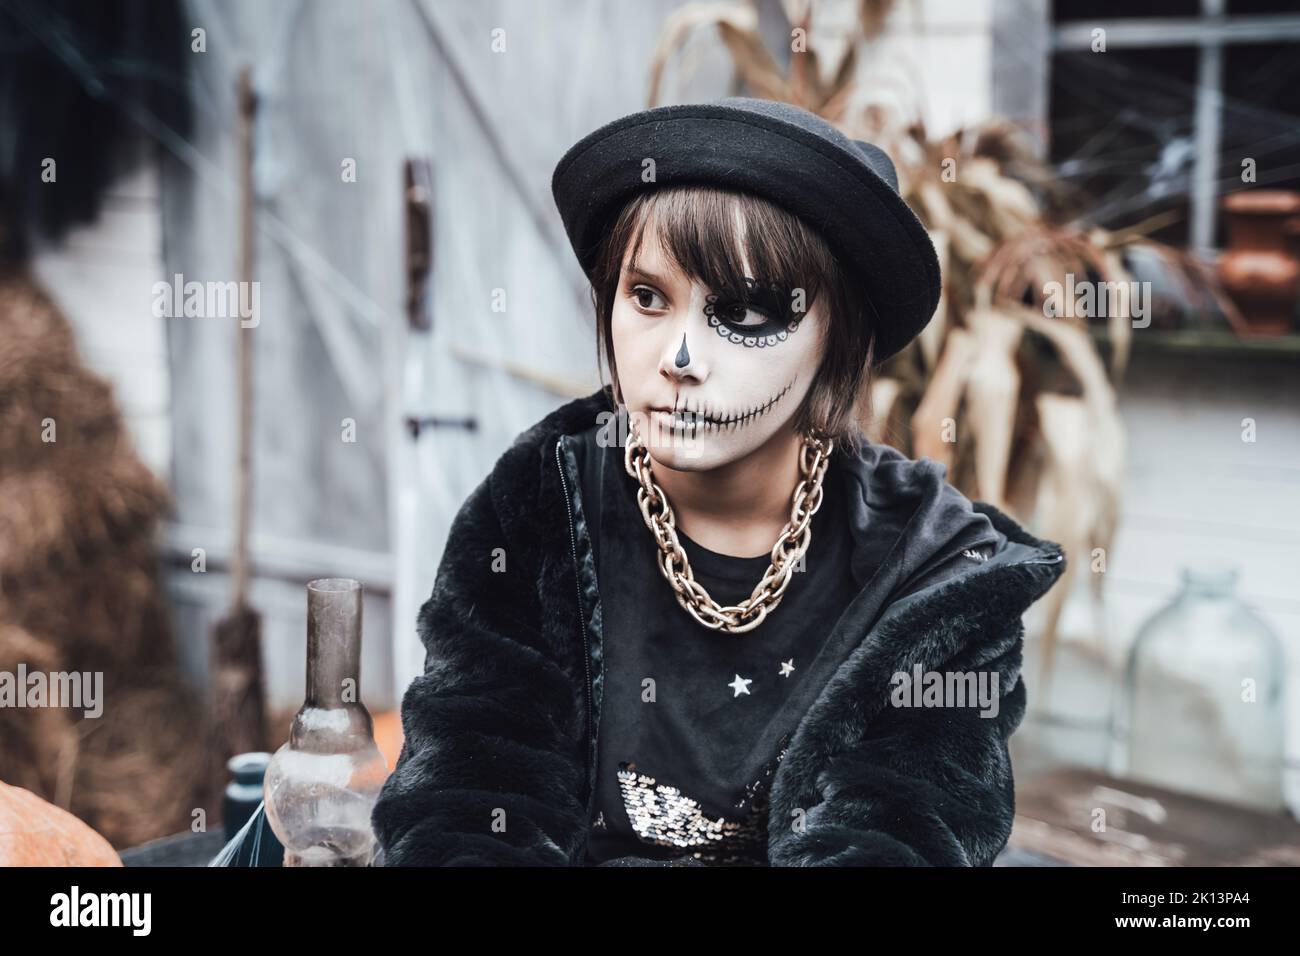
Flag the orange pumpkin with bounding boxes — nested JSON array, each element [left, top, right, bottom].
[[0, 779, 121, 866]]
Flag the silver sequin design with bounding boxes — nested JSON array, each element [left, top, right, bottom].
[[614, 732, 792, 866]]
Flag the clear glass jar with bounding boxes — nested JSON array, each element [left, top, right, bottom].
[[264, 578, 389, 865], [1112, 561, 1286, 811]]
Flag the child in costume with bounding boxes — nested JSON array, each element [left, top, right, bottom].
[[372, 98, 1066, 867]]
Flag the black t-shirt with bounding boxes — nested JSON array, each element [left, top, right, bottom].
[[582, 441, 860, 866]]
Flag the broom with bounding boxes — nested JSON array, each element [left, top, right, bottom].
[[210, 65, 268, 770]]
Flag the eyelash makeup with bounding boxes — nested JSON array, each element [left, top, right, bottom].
[[703, 278, 803, 348]]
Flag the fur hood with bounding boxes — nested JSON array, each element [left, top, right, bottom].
[[372, 387, 1067, 866]]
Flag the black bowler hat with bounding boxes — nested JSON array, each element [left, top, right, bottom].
[[551, 96, 941, 364]]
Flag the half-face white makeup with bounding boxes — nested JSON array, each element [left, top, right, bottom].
[[610, 214, 825, 472]]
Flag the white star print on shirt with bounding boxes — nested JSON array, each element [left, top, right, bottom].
[[728, 674, 753, 697], [779, 659, 795, 677]]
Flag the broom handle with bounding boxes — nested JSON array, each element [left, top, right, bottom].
[[232, 66, 255, 612]]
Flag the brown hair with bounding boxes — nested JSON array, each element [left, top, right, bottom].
[[587, 184, 875, 458]]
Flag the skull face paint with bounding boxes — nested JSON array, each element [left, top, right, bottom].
[[610, 224, 825, 472]]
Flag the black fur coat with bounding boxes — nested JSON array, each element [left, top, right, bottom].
[[371, 387, 1067, 866]]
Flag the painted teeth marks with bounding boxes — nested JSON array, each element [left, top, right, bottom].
[[670, 378, 794, 434]]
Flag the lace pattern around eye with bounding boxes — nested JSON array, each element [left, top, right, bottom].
[[703, 278, 803, 348]]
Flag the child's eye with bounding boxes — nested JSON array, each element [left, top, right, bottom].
[[718, 302, 772, 326], [706, 284, 786, 329], [630, 285, 668, 311]]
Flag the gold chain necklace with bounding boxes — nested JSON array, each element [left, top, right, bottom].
[[623, 425, 834, 634]]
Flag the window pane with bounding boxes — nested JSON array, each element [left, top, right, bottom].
[[1053, 0, 1199, 21], [1227, 0, 1300, 14], [1049, 47, 1199, 245], [1217, 42, 1300, 246]]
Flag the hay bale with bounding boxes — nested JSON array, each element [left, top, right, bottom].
[[67, 670, 216, 849], [0, 268, 215, 849], [0, 624, 76, 800]]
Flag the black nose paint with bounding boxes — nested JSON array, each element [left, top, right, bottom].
[[675, 333, 690, 368]]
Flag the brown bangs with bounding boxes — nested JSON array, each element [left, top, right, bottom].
[[620, 186, 835, 307]]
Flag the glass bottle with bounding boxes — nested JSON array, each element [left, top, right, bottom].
[[265, 578, 389, 865], [1112, 561, 1286, 812]]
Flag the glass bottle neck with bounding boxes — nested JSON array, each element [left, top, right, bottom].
[[306, 578, 363, 707], [1180, 565, 1238, 600]]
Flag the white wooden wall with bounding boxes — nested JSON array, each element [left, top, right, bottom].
[[1023, 351, 1300, 811], [31, 164, 171, 476]]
